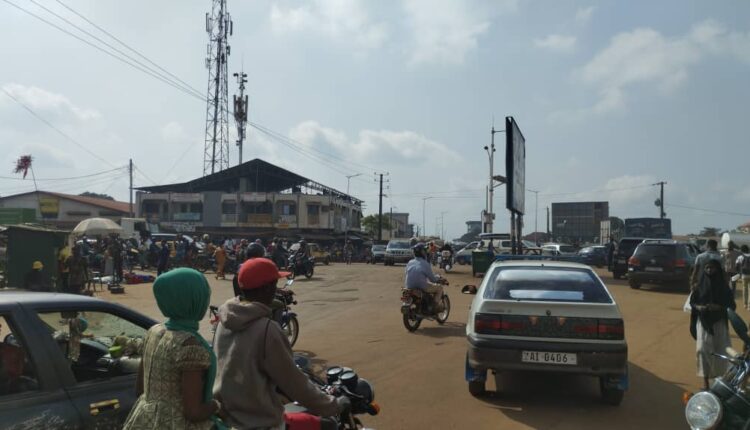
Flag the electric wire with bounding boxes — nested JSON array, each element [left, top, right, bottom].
[[666, 204, 750, 218], [1, 0, 205, 102], [55, 0, 205, 97], [2, 87, 115, 167], [0, 166, 126, 181]]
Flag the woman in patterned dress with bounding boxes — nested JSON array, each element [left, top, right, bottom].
[[123, 268, 223, 429]]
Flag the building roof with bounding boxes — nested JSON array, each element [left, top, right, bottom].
[[0, 191, 131, 214], [136, 158, 361, 204]]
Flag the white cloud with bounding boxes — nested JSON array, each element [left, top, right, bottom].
[[1, 83, 100, 121], [269, 0, 387, 50], [575, 6, 595, 25], [534, 34, 576, 52], [403, 0, 498, 66], [551, 20, 750, 122], [288, 120, 461, 167], [160, 121, 189, 143]]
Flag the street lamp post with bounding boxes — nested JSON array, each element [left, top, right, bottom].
[[422, 196, 434, 239], [440, 211, 448, 240], [528, 189, 539, 245], [344, 173, 362, 244], [484, 127, 506, 233]]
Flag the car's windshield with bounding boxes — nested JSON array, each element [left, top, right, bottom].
[[388, 242, 410, 249], [484, 266, 612, 303], [372, 245, 386, 251]]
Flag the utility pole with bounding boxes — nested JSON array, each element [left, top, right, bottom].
[[440, 211, 448, 240], [344, 173, 362, 245], [422, 197, 434, 239], [654, 181, 667, 219], [546, 207, 550, 239], [378, 173, 384, 241], [128, 159, 134, 217], [203, 0, 232, 175], [390, 207, 393, 240], [233, 70, 248, 165], [484, 127, 506, 233], [528, 189, 539, 245]]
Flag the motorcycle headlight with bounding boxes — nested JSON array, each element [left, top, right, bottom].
[[685, 391, 722, 429]]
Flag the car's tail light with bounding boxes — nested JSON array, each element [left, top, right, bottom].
[[674, 259, 687, 268], [474, 314, 524, 334], [572, 323, 598, 335], [598, 319, 625, 340], [628, 256, 640, 266]]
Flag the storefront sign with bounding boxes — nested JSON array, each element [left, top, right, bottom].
[[39, 196, 59, 215]]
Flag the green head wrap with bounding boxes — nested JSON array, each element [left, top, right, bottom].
[[153, 268, 223, 427]]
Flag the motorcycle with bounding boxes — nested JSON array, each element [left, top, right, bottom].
[[275, 280, 300, 347], [684, 308, 750, 430], [439, 250, 453, 273], [193, 254, 213, 273], [400, 277, 451, 332], [289, 254, 315, 279], [291, 357, 380, 430], [209, 280, 300, 346]]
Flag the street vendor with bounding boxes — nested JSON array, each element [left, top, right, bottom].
[[24, 261, 51, 292]]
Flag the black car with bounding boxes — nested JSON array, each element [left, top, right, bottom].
[[578, 245, 607, 267], [0, 291, 156, 428], [627, 240, 697, 290], [611, 237, 645, 279]]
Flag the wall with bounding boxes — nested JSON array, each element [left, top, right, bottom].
[[0, 193, 125, 226]]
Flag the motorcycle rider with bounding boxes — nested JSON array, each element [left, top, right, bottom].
[[213, 259, 349, 428], [405, 243, 447, 312], [292, 240, 309, 265], [440, 242, 454, 266]]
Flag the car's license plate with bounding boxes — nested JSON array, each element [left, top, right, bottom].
[[645, 267, 663, 272], [521, 351, 577, 365], [618, 259, 626, 263]]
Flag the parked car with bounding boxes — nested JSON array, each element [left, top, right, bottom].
[[150, 233, 205, 256], [455, 241, 479, 265], [308, 243, 331, 265], [541, 243, 578, 256], [370, 244, 387, 264], [578, 245, 607, 267], [610, 237, 645, 279], [464, 260, 628, 405], [627, 240, 697, 290], [0, 291, 156, 428], [384, 240, 413, 266]]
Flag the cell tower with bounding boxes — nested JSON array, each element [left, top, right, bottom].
[[233, 70, 248, 165], [203, 0, 233, 176]]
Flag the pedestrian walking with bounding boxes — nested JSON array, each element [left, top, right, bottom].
[[690, 239, 723, 290], [66, 246, 88, 295], [723, 241, 742, 294], [214, 245, 227, 280], [157, 240, 170, 276], [689, 259, 736, 390], [122, 268, 223, 430], [737, 245, 750, 310]]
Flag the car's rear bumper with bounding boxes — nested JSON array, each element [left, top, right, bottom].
[[467, 335, 628, 376], [385, 255, 412, 263], [628, 269, 688, 284]]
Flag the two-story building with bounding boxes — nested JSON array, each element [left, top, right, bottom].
[[135, 159, 363, 241]]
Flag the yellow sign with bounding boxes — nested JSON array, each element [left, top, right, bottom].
[[39, 196, 59, 215]]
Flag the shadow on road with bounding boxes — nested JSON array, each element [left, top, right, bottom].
[[475, 362, 687, 429], [635, 284, 690, 295], [416, 322, 466, 339]]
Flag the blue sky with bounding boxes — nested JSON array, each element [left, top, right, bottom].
[[1, 0, 749, 238]]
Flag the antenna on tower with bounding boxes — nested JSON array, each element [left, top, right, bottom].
[[203, 0, 232, 176], [233, 69, 248, 165]]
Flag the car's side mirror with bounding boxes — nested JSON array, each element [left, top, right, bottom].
[[461, 285, 478, 295]]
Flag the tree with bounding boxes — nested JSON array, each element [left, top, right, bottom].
[[79, 191, 115, 201], [361, 214, 393, 234], [699, 227, 721, 237]]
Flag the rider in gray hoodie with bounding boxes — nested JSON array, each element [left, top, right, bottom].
[[213, 258, 348, 429]]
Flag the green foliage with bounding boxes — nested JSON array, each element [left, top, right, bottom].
[[79, 191, 115, 201], [361, 214, 393, 234]]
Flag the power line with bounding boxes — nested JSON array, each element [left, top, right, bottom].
[[133, 165, 158, 185], [666, 203, 750, 218], [0, 166, 126, 181], [538, 183, 655, 198], [1, 0, 204, 101], [55, 0, 205, 97], [2, 87, 114, 167]]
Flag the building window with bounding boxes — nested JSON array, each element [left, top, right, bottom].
[[143, 201, 160, 214], [280, 203, 296, 216], [222, 201, 237, 214]]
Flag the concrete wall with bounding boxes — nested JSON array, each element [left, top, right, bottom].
[[0, 194, 125, 225]]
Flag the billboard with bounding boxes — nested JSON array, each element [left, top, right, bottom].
[[505, 116, 525, 214]]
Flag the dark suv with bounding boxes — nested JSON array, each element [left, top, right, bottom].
[[627, 240, 696, 290], [611, 238, 645, 279]]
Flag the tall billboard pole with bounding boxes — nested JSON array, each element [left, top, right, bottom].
[[505, 116, 526, 254]]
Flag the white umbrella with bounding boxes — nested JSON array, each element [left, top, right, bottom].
[[72, 217, 123, 236]]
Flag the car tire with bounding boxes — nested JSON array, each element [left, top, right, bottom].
[[600, 378, 625, 406], [613, 271, 622, 280], [629, 279, 641, 289], [468, 380, 485, 397], [324, 257, 330, 265]]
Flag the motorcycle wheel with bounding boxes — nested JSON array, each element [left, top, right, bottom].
[[403, 313, 421, 332], [282, 315, 299, 347], [436, 295, 451, 324], [305, 265, 314, 279]]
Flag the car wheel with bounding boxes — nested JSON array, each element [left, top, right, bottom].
[[629, 279, 641, 289], [468, 380, 485, 397], [613, 271, 622, 280], [600, 377, 625, 406]]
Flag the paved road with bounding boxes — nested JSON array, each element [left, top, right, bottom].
[[103, 262, 746, 429]]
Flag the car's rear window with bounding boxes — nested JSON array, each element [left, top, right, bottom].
[[618, 240, 642, 254], [635, 244, 676, 258], [559, 245, 576, 253], [388, 242, 410, 249], [483, 267, 612, 303]]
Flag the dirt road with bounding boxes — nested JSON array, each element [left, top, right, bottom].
[[104, 262, 736, 429]]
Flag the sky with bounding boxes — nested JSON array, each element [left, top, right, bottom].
[[1, 0, 749, 239]]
